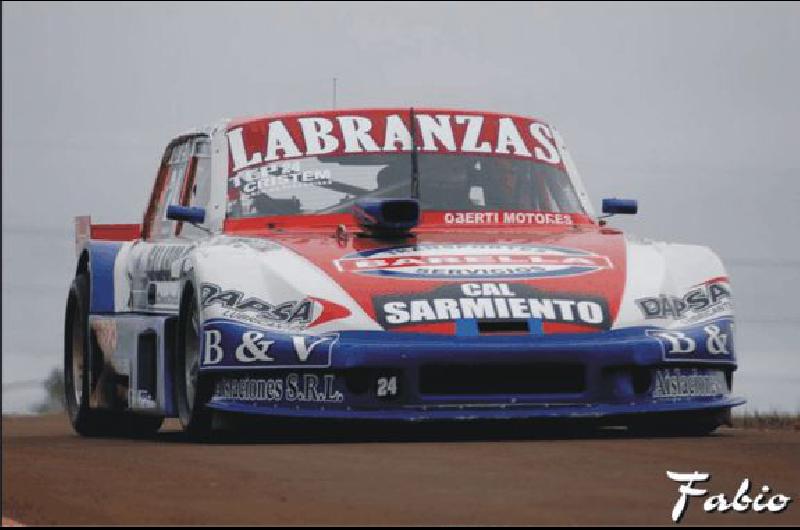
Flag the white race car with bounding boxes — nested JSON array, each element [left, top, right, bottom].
[[65, 108, 742, 438]]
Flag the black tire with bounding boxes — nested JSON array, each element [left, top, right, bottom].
[[626, 409, 729, 437], [64, 274, 164, 437], [175, 284, 213, 438]]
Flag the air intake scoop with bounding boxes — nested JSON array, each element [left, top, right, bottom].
[[353, 198, 420, 238]]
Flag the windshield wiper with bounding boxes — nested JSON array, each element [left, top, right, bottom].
[[410, 107, 420, 199]]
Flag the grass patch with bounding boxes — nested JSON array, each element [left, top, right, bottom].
[[731, 411, 800, 431]]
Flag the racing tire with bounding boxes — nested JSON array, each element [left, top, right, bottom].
[[65, 274, 164, 437], [175, 284, 214, 439], [626, 409, 729, 437]]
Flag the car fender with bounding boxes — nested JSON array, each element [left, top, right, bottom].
[[181, 235, 381, 334], [75, 241, 137, 314], [614, 235, 732, 330]]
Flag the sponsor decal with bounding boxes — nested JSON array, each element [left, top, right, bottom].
[[667, 472, 791, 523], [129, 389, 158, 409], [227, 111, 562, 171], [129, 243, 194, 311], [443, 211, 575, 226], [200, 283, 350, 328], [201, 320, 338, 368], [373, 282, 610, 329], [231, 161, 332, 197], [651, 368, 729, 399], [335, 243, 612, 280], [141, 244, 192, 281], [647, 318, 735, 362], [376, 375, 399, 398], [212, 373, 344, 403], [234, 331, 275, 363], [636, 277, 732, 324]]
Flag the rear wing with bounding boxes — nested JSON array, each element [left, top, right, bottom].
[[74, 216, 141, 256]]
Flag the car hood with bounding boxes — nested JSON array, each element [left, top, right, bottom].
[[236, 225, 628, 335]]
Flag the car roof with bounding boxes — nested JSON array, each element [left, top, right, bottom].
[[225, 107, 551, 130]]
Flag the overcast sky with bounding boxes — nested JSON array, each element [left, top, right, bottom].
[[3, 1, 799, 412]]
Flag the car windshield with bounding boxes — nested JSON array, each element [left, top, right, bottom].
[[227, 153, 585, 218]]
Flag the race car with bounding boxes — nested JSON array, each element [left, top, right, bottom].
[[64, 108, 743, 438]]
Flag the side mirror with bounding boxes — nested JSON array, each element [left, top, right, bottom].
[[167, 205, 205, 224], [602, 198, 638, 215]]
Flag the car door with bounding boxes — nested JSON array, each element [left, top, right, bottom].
[[127, 135, 212, 314]]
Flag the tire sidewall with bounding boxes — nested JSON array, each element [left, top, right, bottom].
[[175, 283, 212, 435], [64, 274, 93, 427]]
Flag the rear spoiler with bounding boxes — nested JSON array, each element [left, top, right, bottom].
[[74, 216, 141, 256]]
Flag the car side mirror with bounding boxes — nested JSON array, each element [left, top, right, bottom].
[[602, 198, 638, 215], [167, 205, 205, 224]]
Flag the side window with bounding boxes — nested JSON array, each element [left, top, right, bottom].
[[149, 140, 192, 240], [179, 138, 212, 238]]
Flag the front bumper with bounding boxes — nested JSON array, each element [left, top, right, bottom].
[[199, 317, 744, 421]]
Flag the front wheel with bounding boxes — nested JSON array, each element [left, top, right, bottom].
[[175, 285, 213, 438]]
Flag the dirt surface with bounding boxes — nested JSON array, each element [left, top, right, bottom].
[[2, 414, 799, 525]]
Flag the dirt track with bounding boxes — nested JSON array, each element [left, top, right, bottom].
[[2, 414, 799, 525]]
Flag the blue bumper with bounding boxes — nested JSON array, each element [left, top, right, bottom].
[[199, 317, 744, 421]]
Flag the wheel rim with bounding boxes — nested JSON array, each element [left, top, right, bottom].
[[184, 298, 200, 409], [70, 304, 84, 405]]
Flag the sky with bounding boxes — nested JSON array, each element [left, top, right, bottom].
[[2, 1, 799, 413]]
